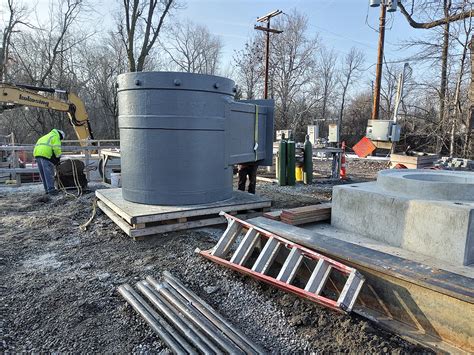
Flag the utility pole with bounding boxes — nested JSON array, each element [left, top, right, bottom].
[[369, 0, 399, 120], [255, 10, 283, 99], [372, 3, 386, 120], [466, 35, 474, 157]]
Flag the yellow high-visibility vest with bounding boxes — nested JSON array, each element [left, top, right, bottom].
[[33, 129, 62, 159]]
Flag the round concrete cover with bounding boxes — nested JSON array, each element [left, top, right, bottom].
[[377, 169, 474, 201]]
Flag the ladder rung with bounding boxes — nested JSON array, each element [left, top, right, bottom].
[[211, 219, 243, 257], [276, 248, 303, 283], [230, 228, 259, 265], [304, 259, 331, 294], [337, 271, 365, 312], [251, 237, 281, 274]]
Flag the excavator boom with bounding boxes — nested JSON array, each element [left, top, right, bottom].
[[0, 83, 94, 143]]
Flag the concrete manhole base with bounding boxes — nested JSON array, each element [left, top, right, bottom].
[[332, 169, 474, 266]]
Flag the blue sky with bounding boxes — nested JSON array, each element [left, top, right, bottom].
[[172, 0, 422, 68], [25, 0, 428, 70]]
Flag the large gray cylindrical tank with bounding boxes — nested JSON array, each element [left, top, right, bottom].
[[117, 72, 235, 205]]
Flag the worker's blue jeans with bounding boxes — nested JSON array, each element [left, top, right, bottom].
[[36, 157, 56, 193]]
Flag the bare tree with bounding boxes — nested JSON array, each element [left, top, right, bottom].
[[338, 47, 365, 134], [38, 0, 89, 86], [398, 0, 473, 153], [2, 0, 93, 140], [399, 0, 474, 152], [117, 0, 176, 72], [162, 20, 223, 74], [449, 15, 472, 156], [465, 35, 474, 158], [271, 11, 320, 132], [233, 36, 264, 99], [317, 46, 338, 122], [8, 0, 90, 87], [399, 0, 474, 29], [0, 0, 32, 81], [341, 91, 372, 145], [79, 33, 128, 138], [380, 63, 400, 120]]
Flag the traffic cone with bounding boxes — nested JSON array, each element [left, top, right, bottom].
[[340, 141, 347, 180]]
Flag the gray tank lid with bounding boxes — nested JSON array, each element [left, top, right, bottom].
[[117, 71, 236, 96]]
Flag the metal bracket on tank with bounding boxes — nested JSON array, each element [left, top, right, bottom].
[[225, 99, 274, 166]]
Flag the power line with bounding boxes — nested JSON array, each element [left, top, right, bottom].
[[310, 24, 378, 50]]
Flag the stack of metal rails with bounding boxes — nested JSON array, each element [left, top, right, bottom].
[[118, 272, 264, 354]]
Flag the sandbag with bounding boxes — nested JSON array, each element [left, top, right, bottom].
[[56, 159, 87, 189]]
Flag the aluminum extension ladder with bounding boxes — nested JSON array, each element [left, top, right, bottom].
[[199, 212, 365, 313]]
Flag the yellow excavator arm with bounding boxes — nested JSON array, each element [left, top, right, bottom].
[[0, 83, 94, 144]]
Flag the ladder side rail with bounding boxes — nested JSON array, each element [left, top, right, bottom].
[[200, 249, 343, 312]]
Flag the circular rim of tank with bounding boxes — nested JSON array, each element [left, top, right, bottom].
[[377, 169, 474, 201], [117, 71, 236, 96]]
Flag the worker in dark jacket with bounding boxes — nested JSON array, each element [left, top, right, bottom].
[[33, 129, 65, 194], [237, 162, 259, 194]]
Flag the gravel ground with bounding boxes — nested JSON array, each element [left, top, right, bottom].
[[1, 159, 430, 353], [257, 158, 388, 209]]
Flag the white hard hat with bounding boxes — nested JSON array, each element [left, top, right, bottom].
[[57, 130, 65, 139]]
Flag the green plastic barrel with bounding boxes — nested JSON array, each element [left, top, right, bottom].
[[304, 134, 313, 184], [286, 135, 296, 186], [278, 134, 287, 186]]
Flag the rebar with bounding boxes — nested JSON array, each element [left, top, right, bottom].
[[146, 276, 244, 355], [136, 281, 218, 355], [162, 271, 265, 354], [117, 284, 193, 355]]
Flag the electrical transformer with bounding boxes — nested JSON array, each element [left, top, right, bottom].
[[366, 120, 400, 142]]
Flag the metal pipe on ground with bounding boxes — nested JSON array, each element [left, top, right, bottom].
[[117, 284, 193, 355], [146, 276, 244, 355], [136, 281, 218, 355], [162, 271, 265, 355]]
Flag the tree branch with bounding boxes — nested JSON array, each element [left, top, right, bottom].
[[399, 2, 473, 29]]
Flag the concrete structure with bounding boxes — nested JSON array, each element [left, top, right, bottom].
[[117, 72, 274, 206], [250, 216, 474, 353], [332, 170, 474, 266]]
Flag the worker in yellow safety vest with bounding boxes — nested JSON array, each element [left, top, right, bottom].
[[33, 129, 65, 194]]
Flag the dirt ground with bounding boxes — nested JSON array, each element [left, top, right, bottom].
[[1, 159, 430, 353]]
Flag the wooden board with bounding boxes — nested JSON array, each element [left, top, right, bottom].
[[96, 188, 271, 239], [390, 154, 438, 169], [280, 215, 330, 225], [96, 188, 271, 224], [281, 211, 330, 218], [99, 200, 225, 237], [372, 140, 393, 150], [280, 203, 331, 225], [263, 210, 282, 220]]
